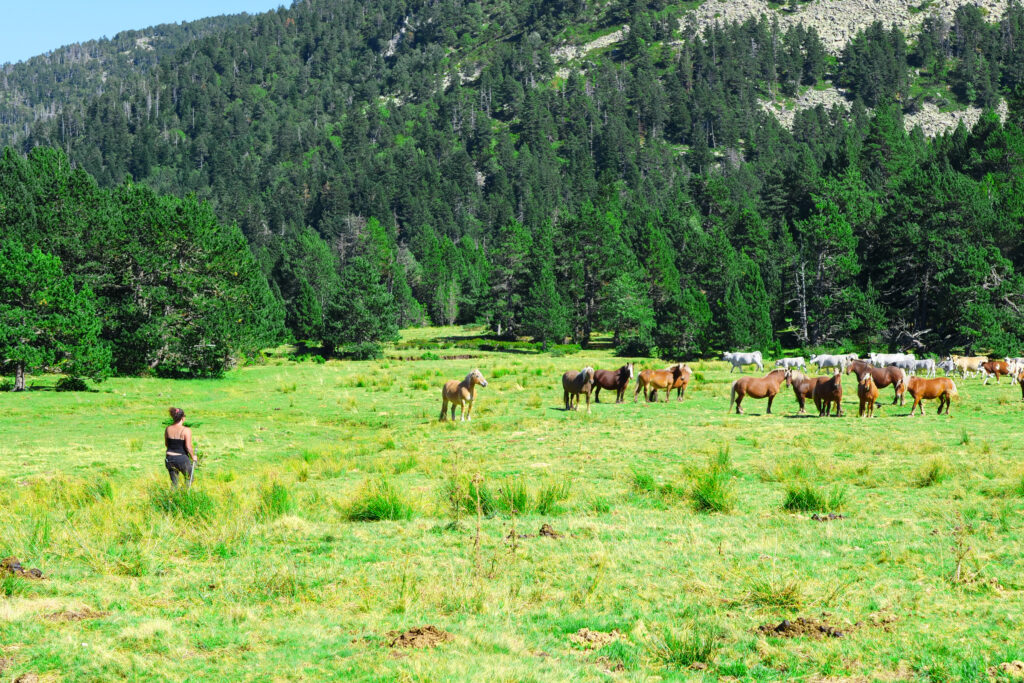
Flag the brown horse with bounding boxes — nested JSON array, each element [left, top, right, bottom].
[[813, 370, 844, 417], [634, 364, 683, 403], [846, 360, 905, 406], [649, 364, 693, 401], [857, 374, 879, 417], [562, 367, 596, 412], [905, 376, 957, 416], [440, 369, 488, 422], [1019, 369, 1024, 400], [786, 370, 828, 415], [593, 363, 634, 403], [728, 369, 789, 415], [981, 360, 1010, 385]]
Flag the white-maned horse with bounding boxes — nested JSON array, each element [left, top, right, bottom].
[[775, 356, 807, 371], [722, 351, 763, 373]]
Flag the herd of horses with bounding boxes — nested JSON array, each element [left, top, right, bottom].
[[437, 352, 1024, 422]]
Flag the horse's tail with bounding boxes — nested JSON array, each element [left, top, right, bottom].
[[948, 379, 959, 397], [728, 380, 737, 412]]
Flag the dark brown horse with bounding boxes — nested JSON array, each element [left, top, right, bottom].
[[649, 364, 693, 401], [593, 363, 634, 403], [562, 367, 596, 412], [728, 369, 789, 415], [634, 364, 683, 403], [1020, 369, 1024, 401], [813, 370, 843, 417], [905, 376, 957, 416], [846, 360, 905, 406], [786, 370, 828, 415]]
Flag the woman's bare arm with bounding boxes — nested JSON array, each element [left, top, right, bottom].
[[184, 429, 195, 461]]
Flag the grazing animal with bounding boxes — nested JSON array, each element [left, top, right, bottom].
[[649, 363, 693, 401], [949, 355, 986, 379], [887, 357, 918, 375], [937, 359, 957, 376], [869, 352, 915, 367], [810, 353, 857, 374], [634, 364, 684, 403], [846, 360, 906, 406], [910, 358, 937, 378], [1019, 369, 1024, 399], [857, 374, 879, 417], [905, 376, 958, 416], [562, 367, 596, 412], [786, 370, 828, 415], [440, 369, 488, 422], [722, 351, 763, 373], [728, 369, 789, 415], [813, 370, 844, 417], [980, 360, 1010, 385], [1007, 358, 1024, 384], [592, 363, 634, 404], [775, 356, 807, 371]]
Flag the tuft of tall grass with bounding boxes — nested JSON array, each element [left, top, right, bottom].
[[496, 477, 530, 515], [691, 470, 735, 513], [535, 480, 571, 515], [915, 458, 952, 488], [149, 487, 215, 520], [257, 481, 294, 520], [647, 623, 720, 668], [745, 573, 805, 609], [346, 478, 414, 522], [783, 483, 846, 513]]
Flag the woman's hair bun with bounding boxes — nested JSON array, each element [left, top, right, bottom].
[[168, 407, 185, 421]]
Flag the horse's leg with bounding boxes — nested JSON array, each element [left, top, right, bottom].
[[735, 393, 743, 414], [585, 391, 591, 413], [466, 399, 473, 421], [594, 386, 601, 404], [766, 394, 774, 414], [633, 381, 641, 403], [564, 389, 570, 411], [440, 398, 448, 422]]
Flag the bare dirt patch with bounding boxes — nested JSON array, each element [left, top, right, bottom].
[[0, 557, 43, 580], [385, 625, 454, 649], [45, 609, 108, 622], [758, 617, 847, 639], [569, 628, 622, 649], [990, 661, 1024, 679]]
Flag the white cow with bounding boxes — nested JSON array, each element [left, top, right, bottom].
[[910, 358, 937, 378], [937, 359, 957, 376], [810, 353, 857, 374], [1006, 358, 1024, 384], [869, 352, 915, 367], [775, 356, 807, 371], [722, 351, 763, 373]]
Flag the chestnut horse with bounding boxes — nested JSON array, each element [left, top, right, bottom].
[[813, 370, 844, 417], [786, 370, 827, 415], [846, 360, 905, 406], [728, 369, 789, 415], [593, 363, 633, 403], [857, 374, 879, 417], [905, 376, 957, 416], [649, 364, 693, 401], [563, 367, 596, 412], [634, 364, 683, 403], [440, 369, 488, 422]]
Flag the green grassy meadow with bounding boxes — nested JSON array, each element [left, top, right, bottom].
[[3, 326, 1024, 681]]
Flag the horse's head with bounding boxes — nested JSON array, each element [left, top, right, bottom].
[[625, 362, 634, 379], [469, 369, 487, 387], [784, 368, 792, 385], [583, 366, 595, 383], [860, 373, 874, 389]]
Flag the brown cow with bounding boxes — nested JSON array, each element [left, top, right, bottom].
[[857, 374, 879, 417], [981, 360, 1010, 385], [728, 369, 789, 415], [905, 376, 958, 416], [813, 370, 844, 417]]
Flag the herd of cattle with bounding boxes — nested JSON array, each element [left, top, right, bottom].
[[438, 352, 1024, 422]]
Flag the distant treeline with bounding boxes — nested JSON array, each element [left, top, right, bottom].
[[5, 0, 1024, 365]]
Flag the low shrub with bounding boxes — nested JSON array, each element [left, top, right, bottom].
[[346, 478, 413, 522], [338, 342, 383, 361], [55, 376, 88, 392]]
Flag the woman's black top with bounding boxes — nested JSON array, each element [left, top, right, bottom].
[[166, 434, 188, 457]]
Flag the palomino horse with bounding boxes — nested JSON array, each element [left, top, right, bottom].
[[905, 376, 957, 416], [846, 360, 905, 406], [634, 364, 684, 403], [440, 369, 488, 422], [786, 370, 827, 415], [649, 364, 693, 401], [813, 370, 844, 417], [562, 367, 596, 412], [728, 369, 789, 415], [592, 363, 633, 404], [857, 374, 879, 417]]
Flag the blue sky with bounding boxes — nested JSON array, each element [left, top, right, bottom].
[[0, 1, 287, 65]]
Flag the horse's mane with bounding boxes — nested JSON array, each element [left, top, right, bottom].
[[789, 370, 806, 382]]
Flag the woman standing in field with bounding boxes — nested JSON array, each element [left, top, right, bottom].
[[164, 407, 196, 488]]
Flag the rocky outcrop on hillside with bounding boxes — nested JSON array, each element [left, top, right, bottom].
[[687, 0, 1007, 53], [552, 27, 627, 64]]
